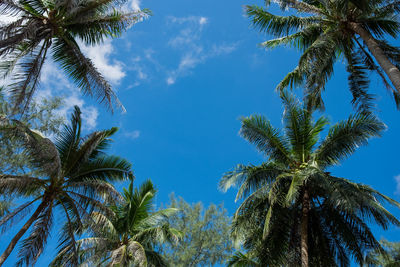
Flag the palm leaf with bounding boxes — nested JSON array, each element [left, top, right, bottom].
[[52, 35, 123, 112]]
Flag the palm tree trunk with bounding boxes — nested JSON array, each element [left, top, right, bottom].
[[349, 22, 400, 92], [301, 188, 310, 267], [0, 201, 47, 266]]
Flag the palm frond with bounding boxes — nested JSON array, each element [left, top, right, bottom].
[[56, 105, 82, 170], [8, 39, 51, 113], [69, 10, 148, 45], [0, 174, 44, 196], [271, 0, 323, 14], [276, 66, 306, 91], [246, 5, 318, 37], [66, 180, 121, 204], [0, 198, 39, 234], [52, 35, 123, 112], [261, 24, 322, 51], [15, 202, 54, 266], [240, 115, 292, 165], [344, 46, 375, 113], [227, 251, 259, 267], [219, 162, 284, 201], [316, 113, 385, 167], [0, 0, 27, 16]]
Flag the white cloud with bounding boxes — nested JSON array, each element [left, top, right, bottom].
[[166, 77, 175, 85], [395, 174, 400, 195], [123, 56, 149, 89], [56, 93, 98, 129], [130, 0, 141, 11], [131, 57, 147, 80], [199, 17, 208, 25], [124, 130, 140, 139], [168, 16, 208, 26], [120, 15, 237, 87], [81, 106, 99, 129], [80, 40, 126, 84], [210, 43, 238, 55], [164, 15, 237, 85]]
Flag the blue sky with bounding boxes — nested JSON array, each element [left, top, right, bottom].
[[2, 0, 400, 265]]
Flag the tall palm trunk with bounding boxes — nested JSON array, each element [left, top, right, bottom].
[[349, 22, 400, 92], [0, 201, 47, 266], [300, 188, 310, 267]]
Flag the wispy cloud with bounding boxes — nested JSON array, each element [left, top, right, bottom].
[[395, 174, 400, 195], [168, 16, 208, 26], [116, 14, 237, 88], [124, 130, 141, 140], [124, 56, 149, 89], [165, 16, 237, 85]]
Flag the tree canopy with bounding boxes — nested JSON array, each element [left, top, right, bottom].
[[162, 194, 233, 266]]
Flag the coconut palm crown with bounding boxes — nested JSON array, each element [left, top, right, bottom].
[[0, 0, 149, 112], [52, 179, 181, 267], [220, 91, 400, 266], [0, 106, 133, 266], [246, 0, 400, 112]]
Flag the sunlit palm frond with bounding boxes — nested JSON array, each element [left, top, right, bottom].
[[220, 162, 285, 201], [246, 5, 319, 37], [316, 113, 385, 167]]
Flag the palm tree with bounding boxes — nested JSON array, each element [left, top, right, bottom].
[[52, 179, 181, 266], [0, 0, 149, 112], [220, 91, 400, 267], [246, 0, 400, 111], [0, 106, 133, 266]]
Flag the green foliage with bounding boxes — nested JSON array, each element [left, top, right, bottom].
[[0, 0, 150, 112], [0, 87, 64, 174], [246, 0, 400, 112], [162, 194, 233, 266], [52, 179, 180, 267], [227, 251, 259, 267], [0, 106, 132, 265], [220, 90, 399, 266], [365, 240, 400, 266]]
